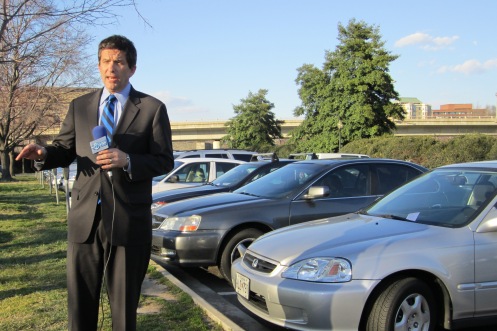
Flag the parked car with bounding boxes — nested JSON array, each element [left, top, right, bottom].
[[54, 161, 77, 193], [289, 152, 370, 160], [152, 157, 245, 194], [316, 152, 370, 159], [173, 151, 185, 159], [150, 154, 295, 223], [151, 158, 427, 282], [175, 149, 257, 162], [232, 160, 497, 331], [152, 160, 182, 184]]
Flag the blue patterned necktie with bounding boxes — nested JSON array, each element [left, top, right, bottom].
[[101, 94, 116, 143]]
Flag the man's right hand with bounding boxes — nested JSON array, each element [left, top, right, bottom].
[[16, 144, 46, 161]]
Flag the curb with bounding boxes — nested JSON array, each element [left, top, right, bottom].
[[149, 260, 244, 331]]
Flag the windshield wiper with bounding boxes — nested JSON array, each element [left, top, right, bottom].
[[238, 191, 260, 197], [377, 214, 412, 222]]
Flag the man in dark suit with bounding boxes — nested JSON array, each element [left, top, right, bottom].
[[16, 35, 174, 330]]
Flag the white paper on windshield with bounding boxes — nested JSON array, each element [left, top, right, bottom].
[[407, 212, 420, 221]]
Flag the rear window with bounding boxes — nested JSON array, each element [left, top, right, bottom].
[[179, 154, 201, 158], [374, 164, 424, 195], [232, 153, 254, 161], [205, 153, 229, 159]]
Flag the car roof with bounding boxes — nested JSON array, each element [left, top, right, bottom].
[[291, 157, 424, 166], [438, 160, 497, 170], [175, 157, 246, 164], [179, 148, 254, 153], [175, 149, 256, 157], [238, 159, 295, 167]]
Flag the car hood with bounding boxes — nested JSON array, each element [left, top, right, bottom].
[[152, 184, 225, 203], [152, 182, 202, 194], [154, 192, 261, 216], [248, 213, 434, 266]]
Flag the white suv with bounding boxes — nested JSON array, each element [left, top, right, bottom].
[[175, 149, 257, 162], [152, 157, 245, 194]]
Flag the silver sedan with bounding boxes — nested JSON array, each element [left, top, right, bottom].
[[232, 160, 497, 330]]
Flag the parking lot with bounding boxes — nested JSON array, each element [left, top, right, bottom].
[[152, 159, 497, 330], [152, 261, 497, 331]]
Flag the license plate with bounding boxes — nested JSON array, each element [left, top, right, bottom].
[[235, 272, 250, 300]]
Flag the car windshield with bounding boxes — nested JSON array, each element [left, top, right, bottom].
[[153, 160, 183, 182], [211, 163, 260, 187], [234, 162, 327, 199], [365, 168, 497, 227]]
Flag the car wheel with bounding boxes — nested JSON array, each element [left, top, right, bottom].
[[219, 228, 264, 284], [366, 277, 437, 331]]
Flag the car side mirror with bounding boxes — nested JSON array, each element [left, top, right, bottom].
[[302, 186, 329, 199], [167, 175, 179, 183], [476, 206, 497, 233]]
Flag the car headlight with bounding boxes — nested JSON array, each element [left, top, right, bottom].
[[151, 201, 167, 212], [282, 257, 352, 282], [157, 215, 202, 232]]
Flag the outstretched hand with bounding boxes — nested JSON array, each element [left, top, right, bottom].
[[16, 144, 46, 161]]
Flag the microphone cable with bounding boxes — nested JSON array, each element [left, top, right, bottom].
[[98, 174, 116, 331]]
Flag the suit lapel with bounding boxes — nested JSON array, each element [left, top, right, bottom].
[[87, 89, 102, 134], [113, 87, 140, 143]]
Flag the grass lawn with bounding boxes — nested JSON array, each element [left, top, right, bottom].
[[0, 174, 222, 331]]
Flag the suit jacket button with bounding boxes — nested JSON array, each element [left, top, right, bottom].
[[94, 191, 99, 196]]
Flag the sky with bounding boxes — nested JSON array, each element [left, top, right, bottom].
[[87, 0, 497, 122]]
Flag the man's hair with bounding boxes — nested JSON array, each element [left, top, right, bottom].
[[98, 35, 137, 69]]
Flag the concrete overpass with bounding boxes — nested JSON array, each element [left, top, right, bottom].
[[170, 117, 497, 149], [170, 119, 302, 149], [394, 118, 497, 136], [37, 117, 497, 150]]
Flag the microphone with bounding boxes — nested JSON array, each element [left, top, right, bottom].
[[91, 125, 112, 178]]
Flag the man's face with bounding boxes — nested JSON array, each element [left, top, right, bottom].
[[98, 49, 136, 93]]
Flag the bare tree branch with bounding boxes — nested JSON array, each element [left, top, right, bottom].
[[0, 0, 143, 180]]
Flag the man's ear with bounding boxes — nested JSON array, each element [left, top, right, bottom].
[[130, 65, 137, 77]]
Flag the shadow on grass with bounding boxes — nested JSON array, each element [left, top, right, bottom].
[[0, 211, 47, 222], [0, 245, 67, 301], [0, 194, 61, 206], [0, 231, 13, 244], [0, 250, 66, 269], [0, 218, 67, 302], [0, 225, 66, 249], [0, 281, 67, 301]]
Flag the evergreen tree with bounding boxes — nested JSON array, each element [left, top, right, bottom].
[[222, 89, 283, 151], [290, 19, 404, 152]]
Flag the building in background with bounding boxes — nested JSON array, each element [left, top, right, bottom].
[[397, 98, 493, 119], [398, 97, 432, 119], [432, 104, 490, 118]]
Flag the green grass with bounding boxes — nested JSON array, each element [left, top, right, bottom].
[[0, 174, 222, 331]]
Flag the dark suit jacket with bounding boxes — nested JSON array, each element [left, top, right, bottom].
[[40, 87, 174, 246]]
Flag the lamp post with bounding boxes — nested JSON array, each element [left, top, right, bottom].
[[337, 119, 343, 152]]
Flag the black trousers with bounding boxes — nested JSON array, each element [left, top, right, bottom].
[[66, 207, 151, 331]]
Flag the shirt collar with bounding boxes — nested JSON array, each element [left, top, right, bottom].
[[100, 83, 132, 106]]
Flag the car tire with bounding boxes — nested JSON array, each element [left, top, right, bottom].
[[366, 277, 437, 331], [219, 228, 264, 284]]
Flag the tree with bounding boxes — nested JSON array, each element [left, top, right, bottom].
[[0, 0, 137, 181], [289, 19, 404, 153], [222, 89, 283, 151]]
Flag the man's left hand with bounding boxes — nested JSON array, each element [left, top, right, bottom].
[[96, 148, 126, 170]]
